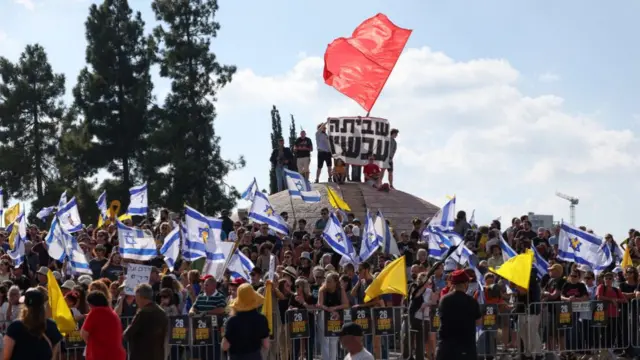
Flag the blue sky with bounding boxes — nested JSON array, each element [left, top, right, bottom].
[[1, 0, 639, 238]]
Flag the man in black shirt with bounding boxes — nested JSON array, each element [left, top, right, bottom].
[[436, 269, 481, 360], [254, 224, 279, 246], [294, 130, 313, 180]]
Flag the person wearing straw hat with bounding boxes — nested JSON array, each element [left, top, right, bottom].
[[435, 269, 481, 360], [222, 283, 270, 360]]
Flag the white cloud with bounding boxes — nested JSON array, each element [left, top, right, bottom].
[[218, 46, 639, 237], [13, 0, 35, 10], [538, 72, 560, 83]]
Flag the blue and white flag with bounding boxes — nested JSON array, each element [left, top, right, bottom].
[[36, 206, 56, 221], [558, 222, 612, 275], [117, 220, 157, 261], [499, 234, 517, 263], [183, 206, 222, 260], [180, 222, 202, 261], [428, 197, 456, 230], [96, 191, 108, 217], [426, 228, 463, 259], [127, 183, 148, 216], [56, 197, 83, 233], [358, 209, 379, 263], [45, 218, 92, 275], [284, 169, 321, 203], [45, 217, 68, 262], [160, 226, 180, 271], [322, 213, 356, 263], [57, 191, 67, 208], [248, 191, 289, 235], [203, 241, 234, 279], [531, 244, 549, 279], [228, 249, 255, 282], [241, 178, 258, 202], [373, 211, 400, 256], [7, 211, 26, 267]]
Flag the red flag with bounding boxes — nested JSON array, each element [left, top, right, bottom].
[[323, 13, 412, 113]]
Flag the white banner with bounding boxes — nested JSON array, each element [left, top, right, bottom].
[[326, 116, 391, 168]]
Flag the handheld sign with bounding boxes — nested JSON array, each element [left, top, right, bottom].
[[372, 308, 394, 336], [124, 264, 152, 295], [169, 316, 190, 345], [286, 309, 310, 338], [191, 316, 213, 345], [323, 310, 344, 337]]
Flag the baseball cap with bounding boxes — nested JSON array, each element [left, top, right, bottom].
[[339, 322, 363, 337]]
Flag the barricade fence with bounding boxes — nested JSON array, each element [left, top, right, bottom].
[[6, 300, 640, 360]]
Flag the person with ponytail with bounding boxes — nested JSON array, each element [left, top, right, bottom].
[[3, 287, 63, 359]]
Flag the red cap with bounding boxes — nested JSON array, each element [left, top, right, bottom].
[[231, 278, 246, 285], [450, 269, 470, 285], [200, 274, 213, 281]]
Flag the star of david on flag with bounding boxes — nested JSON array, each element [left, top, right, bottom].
[[284, 169, 320, 203], [558, 222, 612, 275], [247, 191, 289, 235]]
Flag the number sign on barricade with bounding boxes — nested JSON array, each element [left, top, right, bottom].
[[326, 116, 391, 167], [324, 310, 344, 337], [286, 309, 309, 338], [349, 308, 372, 335], [556, 302, 572, 329], [217, 315, 229, 336], [591, 300, 606, 327], [372, 308, 394, 336], [481, 304, 498, 331], [169, 316, 190, 345], [191, 316, 213, 345], [65, 320, 85, 348], [430, 306, 441, 332]]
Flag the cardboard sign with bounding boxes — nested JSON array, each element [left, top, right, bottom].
[[124, 264, 151, 295], [349, 308, 372, 335], [326, 117, 391, 167], [191, 316, 213, 345], [65, 320, 85, 349], [286, 309, 310, 338], [169, 316, 190, 345], [556, 302, 572, 329], [481, 304, 498, 331], [372, 308, 394, 336], [323, 310, 344, 337]]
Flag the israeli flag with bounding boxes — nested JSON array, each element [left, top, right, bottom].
[[241, 178, 258, 202], [202, 241, 234, 279], [45, 218, 68, 262], [429, 197, 456, 230], [426, 228, 462, 259], [248, 191, 289, 235], [558, 222, 612, 275], [59, 228, 92, 275], [56, 197, 83, 233], [36, 206, 56, 221], [322, 213, 356, 263], [179, 222, 200, 261], [228, 249, 255, 282], [358, 209, 379, 263], [7, 212, 26, 267], [160, 226, 180, 271], [117, 220, 157, 261], [57, 191, 68, 208], [184, 206, 220, 260], [532, 244, 549, 279], [96, 191, 108, 217], [127, 183, 148, 216], [284, 169, 320, 203], [374, 211, 400, 256], [499, 234, 517, 262]]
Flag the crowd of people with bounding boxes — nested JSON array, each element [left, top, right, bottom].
[[270, 125, 399, 191]]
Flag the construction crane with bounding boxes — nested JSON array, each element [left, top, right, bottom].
[[556, 192, 579, 226]]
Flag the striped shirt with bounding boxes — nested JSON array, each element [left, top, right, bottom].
[[192, 290, 227, 313]]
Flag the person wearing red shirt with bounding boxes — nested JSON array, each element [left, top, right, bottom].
[[363, 154, 381, 187], [81, 290, 126, 360]]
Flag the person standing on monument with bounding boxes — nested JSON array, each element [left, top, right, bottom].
[[294, 130, 313, 180], [269, 138, 294, 192], [315, 123, 333, 183]]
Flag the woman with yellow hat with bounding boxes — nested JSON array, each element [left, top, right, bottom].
[[221, 283, 270, 360]]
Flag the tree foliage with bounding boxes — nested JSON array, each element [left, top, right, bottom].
[[269, 105, 283, 194]]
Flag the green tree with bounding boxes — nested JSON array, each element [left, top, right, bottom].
[[72, 0, 156, 194], [0, 44, 65, 200], [150, 0, 243, 214], [269, 105, 283, 194], [288, 114, 298, 173]]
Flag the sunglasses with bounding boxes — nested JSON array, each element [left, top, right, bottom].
[[604, 277, 613, 281], [584, 277, 593, 280]]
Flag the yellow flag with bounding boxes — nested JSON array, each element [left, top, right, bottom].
[[622, 245, 633, 270], [4, 203, 19, 227], [326, 186, 351, 211], [489, 250, 534, 290], [364, 256, 407, 303], [46, 270, 76, 334], [262, 281, 273, 335], [6, 220, 18, 250], [446, 194, 456, 200], [118, 214, 132, 221]]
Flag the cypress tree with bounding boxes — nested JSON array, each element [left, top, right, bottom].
[[288, 114, 298, 172], [269, 105, 283, 194]]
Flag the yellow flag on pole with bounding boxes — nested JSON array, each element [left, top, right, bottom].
[[364, 256, 407, 302], [326, 186, 351, 211], [47, 270, 76, 334], [489, 249, 534, 290], [262, 281, 273, 335], [5, 204, 20, 250], [622, 244, 633, 270]]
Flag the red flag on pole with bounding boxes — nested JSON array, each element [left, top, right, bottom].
[[323, 13, 412, 113]]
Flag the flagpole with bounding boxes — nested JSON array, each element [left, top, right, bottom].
[[288, 195, 297, 227]]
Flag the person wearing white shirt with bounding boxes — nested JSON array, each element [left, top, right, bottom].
[[339, 322, 374, 360]]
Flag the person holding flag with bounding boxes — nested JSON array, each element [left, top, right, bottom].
[[435, 269, 481, 360]]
